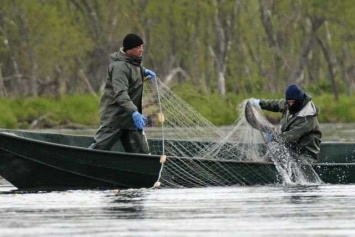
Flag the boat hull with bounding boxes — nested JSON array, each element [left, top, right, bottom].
[[0, 132, 162, 191], [2, 130, 355, 190], [314, 163, 355, 184]]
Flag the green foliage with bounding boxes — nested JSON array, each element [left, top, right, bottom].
[[0, 0, 94, 96], [171, 82, 281, 125], [0, 95, 99, 129], [306, 79, 332, 95], [57, 95, 99, 125], [172, 82, 355, 125], [2, 0, 355, 120], [0, 101, 17, 128], [27, 1, 94, 74], [13, 97, 56, 127], [314, 94, 355, 123], [1, 91, 355, 129]]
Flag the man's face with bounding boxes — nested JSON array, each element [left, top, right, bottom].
[[287, 100, 296, 106], [126, 45, 144, 57], [287, 99, 303, 113]]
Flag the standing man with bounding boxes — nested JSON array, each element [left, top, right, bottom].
[[250, 84, 322, 162], [89, 33, 156, 153]]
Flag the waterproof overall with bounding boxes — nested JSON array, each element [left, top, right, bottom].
[[89, 49, 149, 154]]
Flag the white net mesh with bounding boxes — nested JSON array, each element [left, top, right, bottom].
[[143, 79, 322, 187]]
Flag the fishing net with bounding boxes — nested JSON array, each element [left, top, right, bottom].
[[143, 79, 322, 188]]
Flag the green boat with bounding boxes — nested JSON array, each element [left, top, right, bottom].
[[0, 130, 162, 191], [0, 129, 355, 191]]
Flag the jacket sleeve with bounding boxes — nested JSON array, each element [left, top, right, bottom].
[[111, 63, 137, 113], [259, 99, 287, 113]]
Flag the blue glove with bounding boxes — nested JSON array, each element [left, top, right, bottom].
[[265, 133, 273, 143], [132, 111, 147, 130], [145, 69, 156, 80], [249, 98, 261, 109]]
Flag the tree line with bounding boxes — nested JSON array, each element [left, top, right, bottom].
[[1, 0, 355, 100]]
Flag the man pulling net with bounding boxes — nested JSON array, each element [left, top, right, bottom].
[[246, 83, 323, 184]]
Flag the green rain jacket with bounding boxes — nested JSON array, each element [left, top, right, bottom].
[[99, 49, 145, 130], [259, 95, 322, 161]]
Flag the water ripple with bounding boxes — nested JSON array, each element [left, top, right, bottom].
[[1, 185, 355, 236]]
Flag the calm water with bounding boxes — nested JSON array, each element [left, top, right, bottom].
[[1, 124, 355, 236], [1, 184, 355, 236]]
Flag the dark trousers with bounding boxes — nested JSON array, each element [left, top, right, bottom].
[[89, 125, 149, 154]]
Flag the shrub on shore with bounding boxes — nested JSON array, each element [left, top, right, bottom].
[[0, 92, 354, 129]]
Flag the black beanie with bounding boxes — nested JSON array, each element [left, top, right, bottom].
[[285, 84, 305, 100], [123, 33, 143, 51]]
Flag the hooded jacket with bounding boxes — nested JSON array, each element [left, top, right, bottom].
[[259, 94, 322, 161], [99, 48, 145, 129]]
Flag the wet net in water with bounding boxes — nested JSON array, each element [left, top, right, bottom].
[[143, 79, 322, 188]]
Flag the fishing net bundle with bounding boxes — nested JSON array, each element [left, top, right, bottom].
[[143, 79, 322, 187]]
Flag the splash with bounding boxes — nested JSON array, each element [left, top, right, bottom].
[[266, 141, 323, 185]]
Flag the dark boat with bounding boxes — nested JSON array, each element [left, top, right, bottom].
[[1, 129, 355, 191], [0, 130, 163, 191]]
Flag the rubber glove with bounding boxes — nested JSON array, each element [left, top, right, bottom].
[[145, 69, 156, 80], [265, 133, 273, 143], [250, 98, 261, 109], [132, 111, 147, 130]]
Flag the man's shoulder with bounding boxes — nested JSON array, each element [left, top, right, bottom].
[[298, 101, 319, 117], [109, 60, 131, 77], [110, 60, 129, 69]]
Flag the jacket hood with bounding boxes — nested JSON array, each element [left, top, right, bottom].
[[109, 48, 142, 65], [297, 94, 320, 117]]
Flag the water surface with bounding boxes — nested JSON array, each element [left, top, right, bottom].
[[1, 184, 355, 236]]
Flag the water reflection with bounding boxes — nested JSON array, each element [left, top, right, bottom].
[[104, 189, 147, 219], [1, 185, 355, 236], [283, 185, 322, 204]]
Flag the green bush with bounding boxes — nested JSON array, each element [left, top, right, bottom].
[[0, 95, 99, 129], [173, 82, 355, 125], [172, 82, 285, 125], [0, 101, 17, 128], [14, 97, 56, 124], [57, 95, 99, 126], [314, 94, 355, 123]]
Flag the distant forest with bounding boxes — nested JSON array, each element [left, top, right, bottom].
[[1, 0, 355, 100]]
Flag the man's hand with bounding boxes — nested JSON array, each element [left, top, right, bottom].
[[249, 98, 261, 109], [132, 111, 147, 130], [265, 133, 273, 143], [145, 69, 156, 80]]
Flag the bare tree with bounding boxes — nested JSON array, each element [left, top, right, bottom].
[[289, 16, 325, 84], [209, 0, 238, 97], [316, 34, 339, 100]]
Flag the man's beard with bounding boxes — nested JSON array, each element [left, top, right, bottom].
[[289, 100, 304, 114]]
